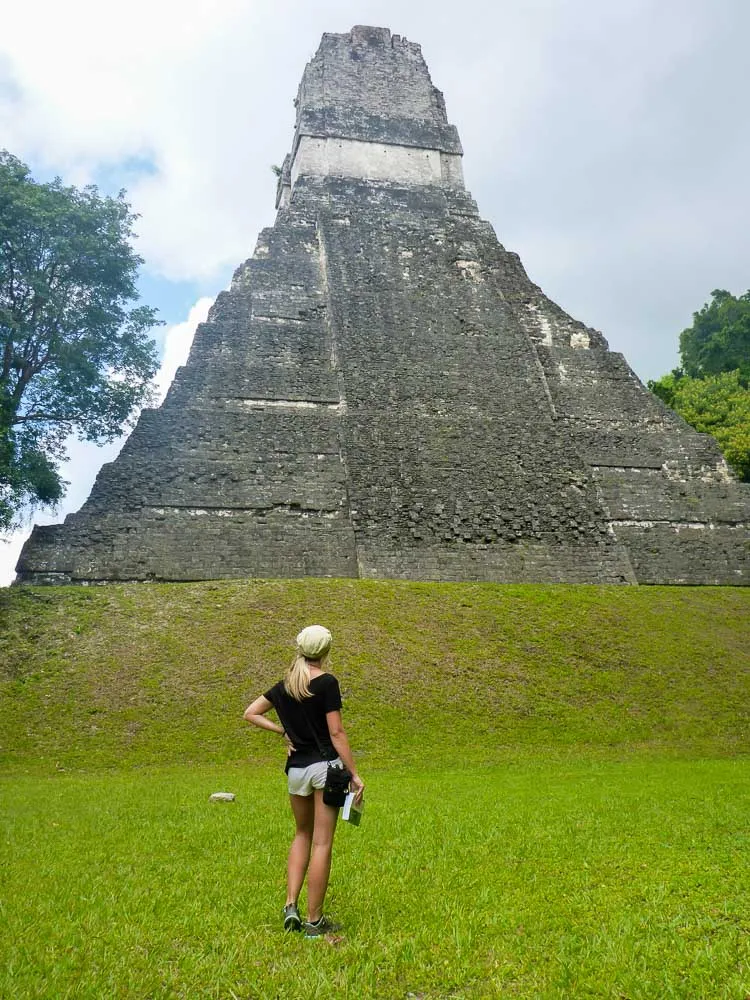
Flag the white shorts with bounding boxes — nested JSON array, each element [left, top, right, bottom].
[[287, 758, 343, 797]]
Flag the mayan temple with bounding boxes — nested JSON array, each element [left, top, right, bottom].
[[16, 26, 750, 585]]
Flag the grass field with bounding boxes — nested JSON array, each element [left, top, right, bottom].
[[1, 580, 749, 997], [2, 760, 748, 999]]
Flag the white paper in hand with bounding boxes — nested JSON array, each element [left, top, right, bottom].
[[342, 791, 364, 826]]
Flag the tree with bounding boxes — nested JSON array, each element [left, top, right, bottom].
[[679, 288, 750, 382], [650, 370, 750, 481], [649, 287, 750, 482], [0, 151, 160, 530]]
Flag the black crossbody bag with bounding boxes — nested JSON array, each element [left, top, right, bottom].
[[299, 697, 352, 808]]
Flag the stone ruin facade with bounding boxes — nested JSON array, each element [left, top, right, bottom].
[[17, 26, 750, 585]]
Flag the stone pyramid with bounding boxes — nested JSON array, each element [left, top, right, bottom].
[[17, 26, 749, 585]]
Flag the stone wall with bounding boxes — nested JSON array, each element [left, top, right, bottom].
[[291, 137, 464, 190], [508, 278, 749, 583]]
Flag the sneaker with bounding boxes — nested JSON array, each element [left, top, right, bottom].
[[283, 903, 302, 932], [303, 915, 342, 938]]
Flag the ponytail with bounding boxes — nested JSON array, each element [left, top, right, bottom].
[[283, 649, 330, 701], [284, 653, 312, 701]]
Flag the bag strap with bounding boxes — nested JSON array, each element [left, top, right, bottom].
[[298, 694, 334, 763]]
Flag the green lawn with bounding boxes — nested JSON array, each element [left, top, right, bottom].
[[1, 579, 749, 997], [1, 760, 748, 999]]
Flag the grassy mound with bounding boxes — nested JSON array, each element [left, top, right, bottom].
[[1, 580, 748, 774]]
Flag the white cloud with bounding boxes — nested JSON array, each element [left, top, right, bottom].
[[2, 1, 747, 379], [1, 0, 281, 277], [0, 298, 211, 587]]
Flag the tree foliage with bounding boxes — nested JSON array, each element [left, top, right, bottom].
[[650, 370, 750, 481], [649, 288, 750, 482], [679, 288, 750, 382], [0, 151, 160, 529]]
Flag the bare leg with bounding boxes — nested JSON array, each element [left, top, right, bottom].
[[306, 789, 339, 922], [287, 794, 314, 906]]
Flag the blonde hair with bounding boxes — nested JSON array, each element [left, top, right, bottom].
[[284, 651, 329, 701]]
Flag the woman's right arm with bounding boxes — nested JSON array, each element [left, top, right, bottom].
[[327, 710, 365, 803]]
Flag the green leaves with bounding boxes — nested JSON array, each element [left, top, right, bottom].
[[0, 151, 162, 528], [680, 288, 750, 382], [660, 371, 750, 481], [649, 288, 750, 482]]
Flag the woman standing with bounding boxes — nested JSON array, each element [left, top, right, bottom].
[[244, 624, 364, 937]]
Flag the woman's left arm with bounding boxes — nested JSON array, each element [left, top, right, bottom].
[[244, 696, 286, 737]]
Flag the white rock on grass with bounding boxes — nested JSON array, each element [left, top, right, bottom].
[[209, 792, 236, 802]]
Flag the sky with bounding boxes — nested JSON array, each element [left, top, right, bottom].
[[1, 0, 749, 584]]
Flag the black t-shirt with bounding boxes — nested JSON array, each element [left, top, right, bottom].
[[264, 673, 343, 772]]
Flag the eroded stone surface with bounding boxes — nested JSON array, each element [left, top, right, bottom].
[[16, 27, 749, 585]]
